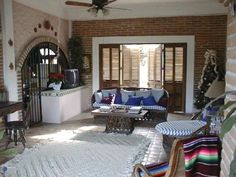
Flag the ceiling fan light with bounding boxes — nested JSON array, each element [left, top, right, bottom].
[[102, 8, 109, 16], [87, 7, 98, 16]]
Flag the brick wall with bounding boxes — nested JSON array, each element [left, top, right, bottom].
[[72, 15, 227, 94], [220, 14, 236, 177]]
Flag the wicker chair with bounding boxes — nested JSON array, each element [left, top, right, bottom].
[[132, 139, 184, 177], [132, 135, 221, 177]]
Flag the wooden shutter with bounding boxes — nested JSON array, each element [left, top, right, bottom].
[[148, 45, 162, 88], [122, 46, 140, 87], [100, 44, 120, 88]]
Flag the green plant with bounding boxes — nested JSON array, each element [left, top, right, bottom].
[[218, 100, 236, 139], [68, 36, 85, 86], [49, 73, 64, 84]]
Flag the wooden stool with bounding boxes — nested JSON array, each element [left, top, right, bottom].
[[5, 121, 26, 148]]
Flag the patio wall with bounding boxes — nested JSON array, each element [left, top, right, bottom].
[[220, 13, 236, 177], [0, 17, 4, 90], [12, 2, 69, 61], [72, 16, 227, 96], [12, 2, 70, 104]]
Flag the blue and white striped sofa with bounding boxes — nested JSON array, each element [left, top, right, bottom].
[[91, 87, 169, 122]]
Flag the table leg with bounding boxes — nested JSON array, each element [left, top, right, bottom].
[[105, 116, 135, 134]]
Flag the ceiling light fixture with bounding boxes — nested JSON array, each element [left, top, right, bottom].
[[87, 7, 109, 17]]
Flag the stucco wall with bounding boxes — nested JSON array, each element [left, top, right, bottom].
[[13, 2, 69, 62], [0, 15, 3, 90]]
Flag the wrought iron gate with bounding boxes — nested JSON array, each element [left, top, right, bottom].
[[21, 42, 68, 125]]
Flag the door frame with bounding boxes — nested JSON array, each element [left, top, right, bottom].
[[163, 43, 187, 112], [92, 36, 195, 113]]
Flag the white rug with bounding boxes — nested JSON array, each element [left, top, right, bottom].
[[1, 132, 151, 177]]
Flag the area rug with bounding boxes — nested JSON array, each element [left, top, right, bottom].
[[1, 132, 151, 177]]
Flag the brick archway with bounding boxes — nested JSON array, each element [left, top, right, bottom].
[[16, 36, 68, 102]]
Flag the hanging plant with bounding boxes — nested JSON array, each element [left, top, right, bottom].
[[68, 36, 85, 86]]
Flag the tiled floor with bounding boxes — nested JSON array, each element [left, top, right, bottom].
[[2, 112, 191, 166]]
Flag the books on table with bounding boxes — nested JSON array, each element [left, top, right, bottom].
[[128, 106, 142, 114], [99, 106, 111, 112]]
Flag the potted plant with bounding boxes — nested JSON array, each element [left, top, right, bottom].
[[68, 36, 85, 86], [48, 73, 64, 90]]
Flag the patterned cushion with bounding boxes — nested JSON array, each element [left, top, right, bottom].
[[101, 95, 114, 104], [93, 103, 167, 111], [139, 162, 168, 177], [182, 135, 221, 177], [112, 104, 166, 111], [155, 120, 207, 137]]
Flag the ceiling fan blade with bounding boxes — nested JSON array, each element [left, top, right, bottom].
[[65, 1, 93, 7], [105, 6, 131, 11], [104, 0, 117, 6]]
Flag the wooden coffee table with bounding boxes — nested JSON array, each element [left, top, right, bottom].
[[91, 109, 149, 134]]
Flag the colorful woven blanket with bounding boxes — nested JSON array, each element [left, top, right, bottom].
[[182, 135, 221, 177]]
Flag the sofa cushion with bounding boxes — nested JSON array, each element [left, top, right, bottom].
[[120, 90, 135, 103], [151, 89, 164, 103], [125, 96, 143, 106], [114, 93, 122, 104], [101, 95, 114, 104], [94, 92, 103, 103], [157, 97, 168, 107], [143, 96, 157, 106], [111, 104, 167, 111], [135, 90, 151, 98], [101, 89, 117, 97]]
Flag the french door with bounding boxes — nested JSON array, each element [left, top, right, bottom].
[[163, 44, 186, 112], [99, 44, 120, 88], [100, 43, 186, 112]]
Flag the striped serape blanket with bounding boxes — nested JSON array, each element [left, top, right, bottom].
[[182, 135, 221, 177]]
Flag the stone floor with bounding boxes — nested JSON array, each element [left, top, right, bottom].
[[1, 111, 191, 166]]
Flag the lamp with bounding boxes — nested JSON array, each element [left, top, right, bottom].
[[87, 7, 109, 16]]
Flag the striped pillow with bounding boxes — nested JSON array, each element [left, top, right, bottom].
[[139, 162, 168, 177]]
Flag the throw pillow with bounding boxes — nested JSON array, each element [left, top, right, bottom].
[[125, 96, 143, 106], [101, 95, 114, 104], [120, 90, 135, 103], [135, 90, 151, 98], [114, 93, 122, 104], [94, 92, 103, 103], [157, 97, 168, 107], [151, 89, 164, 103], [143, 96, 157, 106], [101, 89, 117, 97]]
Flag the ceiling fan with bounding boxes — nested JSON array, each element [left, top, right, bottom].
[[65, 0, 130, 16]]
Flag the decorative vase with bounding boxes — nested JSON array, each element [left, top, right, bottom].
[[48, 82, 62, 91]]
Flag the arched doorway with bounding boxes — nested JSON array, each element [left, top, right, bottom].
[[21, 42, 69, 125]]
